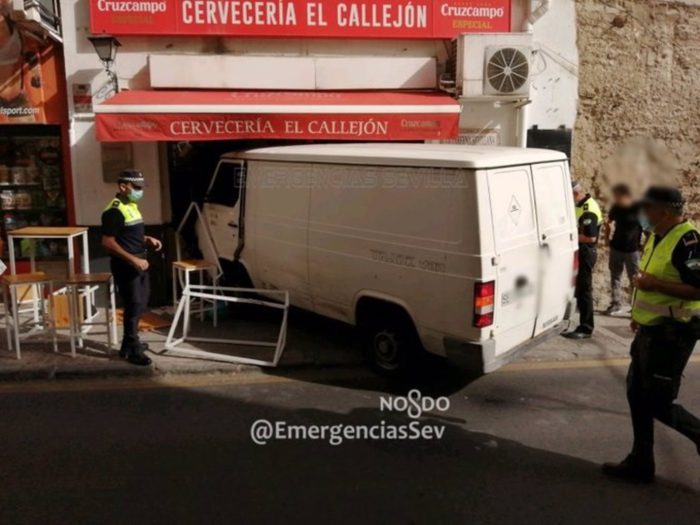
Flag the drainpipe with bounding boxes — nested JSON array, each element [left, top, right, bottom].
[[523, 0, 551, 32], [518, 0, 551, 147]]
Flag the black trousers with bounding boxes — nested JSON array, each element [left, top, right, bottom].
[[627, 323, 700, 458], [575, 246, 597, 333], [111, 258, 150, 351]]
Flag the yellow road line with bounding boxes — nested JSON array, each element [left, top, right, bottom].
[[0, 367, 371, 395], [0, 356, 698, 394], [503, 355, 700, 372]]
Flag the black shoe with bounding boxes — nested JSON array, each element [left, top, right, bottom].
[[602, 455, 655, 483], [126, 349, 152, 366], [119, 342, 149, 359], [562, 328, 592, 340]]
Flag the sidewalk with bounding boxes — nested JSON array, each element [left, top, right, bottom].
[[0, 310, 638, 382]]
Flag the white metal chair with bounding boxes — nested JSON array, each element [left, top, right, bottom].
[[2, 272, 57, 359], [66, 273, 118, 358]]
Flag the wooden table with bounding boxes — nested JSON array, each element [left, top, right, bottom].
[[6, 227, 96, 330], [6, 226, 90, 276]]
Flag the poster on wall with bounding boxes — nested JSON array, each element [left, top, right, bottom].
[[0, 1, 65, 124], [89, 0, 510, 39]]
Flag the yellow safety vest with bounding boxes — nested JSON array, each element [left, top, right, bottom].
[[575, 196, 603, 226], [104, 198, 143, 226], [632, 221, 700, 326]]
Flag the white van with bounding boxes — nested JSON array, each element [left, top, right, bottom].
[[196, 143, 578, 374]]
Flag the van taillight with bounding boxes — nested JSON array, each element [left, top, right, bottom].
[[473, 281, 495, 328], [573, 250, 579, 286]]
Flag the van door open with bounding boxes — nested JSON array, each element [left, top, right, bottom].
[[486, 167, 540, 354], [198, 160, 244, 263], [531, 162, 576, 336]]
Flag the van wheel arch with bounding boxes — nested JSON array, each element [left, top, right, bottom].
[[355, 296, 424, 377], [220, 258, 253, 288]]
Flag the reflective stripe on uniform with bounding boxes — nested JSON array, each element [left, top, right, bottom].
[[632, 299, 700, 319]]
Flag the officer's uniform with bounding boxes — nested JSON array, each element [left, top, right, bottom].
[[101, 196, 149, 354], [626, 221, 700, 459], [574, 194, 603, 334]]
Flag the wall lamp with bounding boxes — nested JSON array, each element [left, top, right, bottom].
[[87, 34, 121, 93]]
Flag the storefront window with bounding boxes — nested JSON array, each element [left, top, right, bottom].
[[0, 124, 67, 258]]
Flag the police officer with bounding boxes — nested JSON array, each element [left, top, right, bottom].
[[563, 181, 603, 339], [101, 169, 162, 366], [603, 186, 700, 483]]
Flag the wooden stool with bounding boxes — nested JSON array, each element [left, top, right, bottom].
[[66, 273, 117, 358], [172, 260, 219, 329], [2, 272, 57, 359]]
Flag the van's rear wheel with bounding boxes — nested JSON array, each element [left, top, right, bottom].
[[357, 303, 423, 377]]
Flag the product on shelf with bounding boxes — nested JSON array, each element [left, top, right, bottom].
[[1, 190, 15, 210], [15, 191, 31, 210]]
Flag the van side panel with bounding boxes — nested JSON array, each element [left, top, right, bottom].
[[307, 163, 481, 355], [245, 161, 313, 310]]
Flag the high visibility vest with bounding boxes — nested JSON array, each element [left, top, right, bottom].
[[104, 198, 143, 226], [575, 196, 603, 226], [632, 221, 700, 326]]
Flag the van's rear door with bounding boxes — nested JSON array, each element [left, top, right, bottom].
[[531, 162, 576, 336], [486, 167, 540, 355]]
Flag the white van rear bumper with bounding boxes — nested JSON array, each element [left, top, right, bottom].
[[444, 297, 575, 374]]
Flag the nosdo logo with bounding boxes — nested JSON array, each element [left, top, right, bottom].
[[379, 389, 450, 419]]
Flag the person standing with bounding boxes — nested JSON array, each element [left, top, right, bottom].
[[101, 169, 162, 366], [563, 181, 603, 339], [603, 186, 700, 483], [604, 184, 643, 315]]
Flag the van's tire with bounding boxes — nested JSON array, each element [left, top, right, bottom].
[[357, 301, 423, 378]]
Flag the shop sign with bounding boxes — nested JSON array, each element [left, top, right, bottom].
[[95, 113, 459, 142], [72, 84, 94, 114], [89, 0, 510, 39], [101, 142, 134, 181]]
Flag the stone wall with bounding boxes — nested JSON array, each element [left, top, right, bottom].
[[573, 0, 700, 306]]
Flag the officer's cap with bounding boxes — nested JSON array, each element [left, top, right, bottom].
[[118, 169, 144, 188], [640, 186, 685, 210]]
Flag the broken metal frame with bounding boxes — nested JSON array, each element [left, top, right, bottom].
[[175, 201, 223, 280], [164, 284, 289, 367]]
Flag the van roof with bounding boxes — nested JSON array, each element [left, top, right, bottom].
[[223, 143, 568, 169]]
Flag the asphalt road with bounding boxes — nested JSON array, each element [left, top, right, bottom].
[[1, 360, 700, 524]]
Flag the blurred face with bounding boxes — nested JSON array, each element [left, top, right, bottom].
[[640, 203, 669, 231], [612, 191, 632, 206]]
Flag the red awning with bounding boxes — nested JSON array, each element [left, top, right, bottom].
[[94, 90, 460, 142]]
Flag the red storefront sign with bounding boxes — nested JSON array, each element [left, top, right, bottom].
[[94, 90, 461, 142], [89, 0, 510, 39]]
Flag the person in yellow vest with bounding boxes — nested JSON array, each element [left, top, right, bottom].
[[603, 186, 700, 483], [101, 170, 162, 366], [563, 181, 603, 339]]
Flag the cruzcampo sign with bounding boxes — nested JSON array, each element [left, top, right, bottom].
[[89, 0, 511, 38]]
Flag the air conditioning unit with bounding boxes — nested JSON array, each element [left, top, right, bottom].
[[454, 33, 533, 99]]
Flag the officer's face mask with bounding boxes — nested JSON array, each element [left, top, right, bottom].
[[639, 210, 652, 232], [128, 187, 144, 203], [639, 206, 668, 233]]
